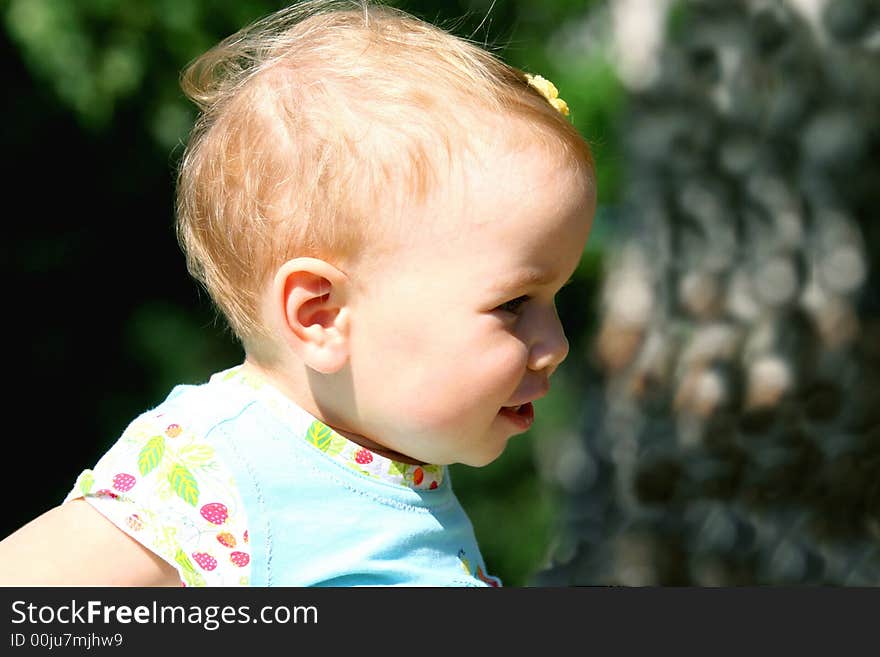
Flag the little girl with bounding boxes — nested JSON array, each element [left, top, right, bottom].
[[0, 0, 595, 586]]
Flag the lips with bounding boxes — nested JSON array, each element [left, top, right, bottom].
[[498, 384, 548, 430], [501, 387, 548, 411], [498, 401, 535, 430]]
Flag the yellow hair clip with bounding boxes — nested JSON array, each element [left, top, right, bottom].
[[524, 73, 570, 117]]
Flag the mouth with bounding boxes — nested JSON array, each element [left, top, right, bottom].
[[498, 401, 535, 430]]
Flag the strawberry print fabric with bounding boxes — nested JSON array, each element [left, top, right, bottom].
[[64, 412, 251, 587], [62, 364, 501, 587]]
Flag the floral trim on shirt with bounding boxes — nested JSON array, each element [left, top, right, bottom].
[[214, 366, 445, 491], [64, 414, 251, 587]]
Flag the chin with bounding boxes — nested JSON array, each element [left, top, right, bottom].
[[461, 443, 508, 468]]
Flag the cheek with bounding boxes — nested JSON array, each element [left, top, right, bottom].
[[484, 340, 530, 394], [412, 340, 529, 427], [350, 306, 449, 397], [476, 317, 531, 376], [352, 306, 528, 423]]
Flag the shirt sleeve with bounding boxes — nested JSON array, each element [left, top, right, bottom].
[[63, 410, 252, 586]]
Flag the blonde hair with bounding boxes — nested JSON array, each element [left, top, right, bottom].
[[175, 0, 593, 356]]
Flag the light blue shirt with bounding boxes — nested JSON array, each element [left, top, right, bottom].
[[65, 366, 501, 587]]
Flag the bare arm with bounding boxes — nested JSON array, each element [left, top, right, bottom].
[[0, 499, 180, 587]]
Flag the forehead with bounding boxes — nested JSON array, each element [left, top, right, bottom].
[[448, 138, 591, 235], [351, 123, 594, 291], [465, 125, 590, 205], [402, 138, 594, 276]]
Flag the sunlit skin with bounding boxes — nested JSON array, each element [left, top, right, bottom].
[[247, 128, 596, 468]]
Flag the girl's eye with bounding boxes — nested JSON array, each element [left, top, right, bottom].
[[497, 295, 530, 314]]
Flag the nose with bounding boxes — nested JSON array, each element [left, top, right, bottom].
[[527, 304, 570, 375]]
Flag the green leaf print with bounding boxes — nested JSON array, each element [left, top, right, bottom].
[[326, 435, 347, 457], [388, 461, 407, 478], [306, 420, 348, 456], [349, 464, 371, 478], [155, 477, 173, 502], [167, 463, 199, 506], [175, 547, 197, 575], [175, 548, 205, 587], [79, 472, 94, 496], [137, 436, 166, 476], [178, 444, 216, 468], [306, 421, 334, 452]]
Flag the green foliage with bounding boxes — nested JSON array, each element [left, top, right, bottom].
[[3, 0, 286, 145], [124, 301, 243, 401], [563, 60, 625, 204]]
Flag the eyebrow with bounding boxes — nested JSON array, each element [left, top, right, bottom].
[[492, 270, 573, 292]]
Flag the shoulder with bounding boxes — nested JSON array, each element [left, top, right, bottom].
[[63, 381, 254, 586], [0, 499, 182, 586]]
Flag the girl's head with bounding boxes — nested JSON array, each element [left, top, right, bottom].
[[175, 0, 594, 361]]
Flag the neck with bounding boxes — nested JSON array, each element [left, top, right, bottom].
[[329, 428, 427, 466], [240, 358, 427, 466]]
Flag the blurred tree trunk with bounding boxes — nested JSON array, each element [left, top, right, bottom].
[[537, 0, 880, 586]]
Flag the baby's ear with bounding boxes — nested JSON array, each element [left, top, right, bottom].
[[271, 258, 351, 374]]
